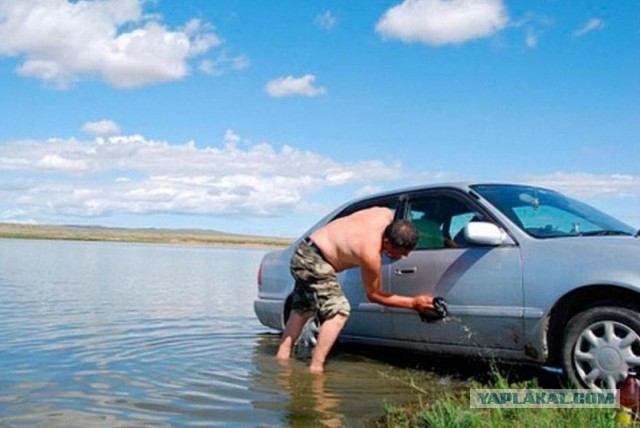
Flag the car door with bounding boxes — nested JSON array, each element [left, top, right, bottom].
[[390, 189, 525, 351], [332, 194, 400, 340]]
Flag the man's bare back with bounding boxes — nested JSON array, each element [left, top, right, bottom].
[[309, 206, 431, 312], [309, 206, 392, 273], [277, 205, 435, 373]]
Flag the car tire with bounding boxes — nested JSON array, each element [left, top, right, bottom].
[[562, 306, 640, 390]]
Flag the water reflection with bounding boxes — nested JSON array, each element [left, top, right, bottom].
[[3, 240, 547, 427], [251, 334, 349, 427], [248, 333, 468, 427], [277, 360, 343, 427]]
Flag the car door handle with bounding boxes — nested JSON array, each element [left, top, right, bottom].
[[394, 267, 417, 276]]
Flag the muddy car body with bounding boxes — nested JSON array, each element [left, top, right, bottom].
[[254, 183, 640, 390]]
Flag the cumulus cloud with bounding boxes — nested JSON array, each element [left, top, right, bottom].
[[0, 0, 225, 88], [0, 131, 405, 221], [265, 74, 327, 98], [0, 133, 637, 228], [376, 0, 509, 45], [82, 120, 121, 136], [574, 18, 605, 37]]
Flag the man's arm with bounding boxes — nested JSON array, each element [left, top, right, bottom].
[[361, 260, 434, 311]]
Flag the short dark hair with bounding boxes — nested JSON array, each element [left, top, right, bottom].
[[383, 220, 418, 250]]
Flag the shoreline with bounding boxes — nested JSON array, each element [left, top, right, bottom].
[[0, 223, 292, 248]]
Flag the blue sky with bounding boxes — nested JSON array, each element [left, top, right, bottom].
[[0, 0, 638, 238]]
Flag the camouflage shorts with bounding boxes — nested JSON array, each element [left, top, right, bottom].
[[290, 239, 351, 320]]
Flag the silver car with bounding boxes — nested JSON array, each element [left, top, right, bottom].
[[254, 183, 640, 390]]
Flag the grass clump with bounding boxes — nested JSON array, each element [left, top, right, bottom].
[[380, 368, 621, 428]]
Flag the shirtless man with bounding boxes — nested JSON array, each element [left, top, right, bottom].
[[276, 206, 436, 374]]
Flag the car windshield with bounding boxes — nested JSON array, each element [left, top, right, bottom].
[[471, 184, 636, 239]]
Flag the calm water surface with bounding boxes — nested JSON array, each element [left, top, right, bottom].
[[0, 239, 466, 427]]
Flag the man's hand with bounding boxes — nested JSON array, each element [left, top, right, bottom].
[[412, 295, 449, 322], [411, 295, 435, 312]]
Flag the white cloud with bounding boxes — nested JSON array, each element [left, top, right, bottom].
[[574, 18, 605, 37], [0, 131, 404, 221], [199, 51, 250, 76], [0, 0, 223, 88], [511, 13, 553, 50], [265, 74, 327, 98], [82, 120, 121, 137], [376, 0, 509, 45], [36, 154, 89, 173], [526, 172, 640, 199], [354, 185, 383, 198], [2, 131, 636, 228], [315, 11, 338, 31], [525, 28, 538, 48]]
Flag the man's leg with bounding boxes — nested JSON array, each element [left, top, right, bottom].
[[309, 313, 348, 374], [276, 311, 309, 360]]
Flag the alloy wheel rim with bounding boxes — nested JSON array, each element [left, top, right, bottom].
[[298, 317, 320, 348]]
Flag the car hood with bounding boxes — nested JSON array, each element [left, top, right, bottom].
[[534, 235, 640, 257], [523, 236, 640, 287], [549, 235, 640, 249]]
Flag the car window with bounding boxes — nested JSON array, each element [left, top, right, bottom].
[[513, 205, 599, 236], [449, 212, 477, 239], [407, 193, 483, 250], [472, 184, 635, 238]]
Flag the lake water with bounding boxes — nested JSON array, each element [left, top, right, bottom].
[[0, 239, 468, 427]]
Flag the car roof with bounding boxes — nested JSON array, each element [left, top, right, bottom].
[[330, 182, 557, 216], [346, 181, 549, 202]]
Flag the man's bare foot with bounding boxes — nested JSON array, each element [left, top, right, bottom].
[[309, 364, 324, 374]]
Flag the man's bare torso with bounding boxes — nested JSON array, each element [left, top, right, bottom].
[[309, 207, 393, 272]]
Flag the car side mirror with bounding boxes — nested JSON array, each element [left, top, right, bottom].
[[464, 221, 505, 246]]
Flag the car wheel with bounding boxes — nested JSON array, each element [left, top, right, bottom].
[[562, 306, 640, 390]]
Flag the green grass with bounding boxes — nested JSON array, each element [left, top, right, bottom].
[[379, 369, 623, 428]]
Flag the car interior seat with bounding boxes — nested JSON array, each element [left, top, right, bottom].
[[413, 217, 445, 249]]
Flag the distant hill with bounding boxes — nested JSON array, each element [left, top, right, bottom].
[[0, 223, 292, 247]]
